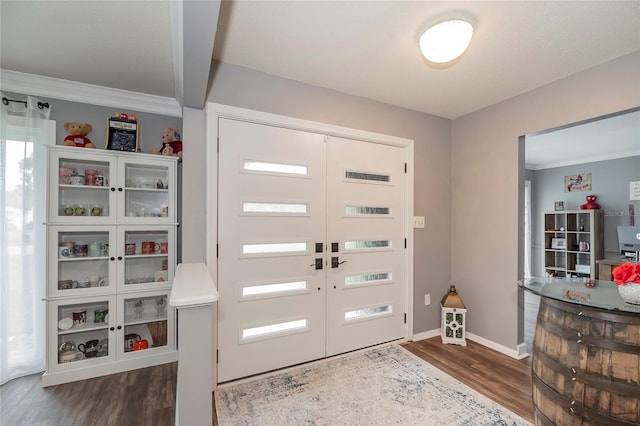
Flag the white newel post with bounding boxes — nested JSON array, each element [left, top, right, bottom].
[[170, 263, 218, 426]]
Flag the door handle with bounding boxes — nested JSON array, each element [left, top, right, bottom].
[[331, 257, 347, 268], [310, 258, 323, 270]]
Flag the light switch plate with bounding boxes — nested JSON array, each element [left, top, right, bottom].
[[413, 216, 425, 228]]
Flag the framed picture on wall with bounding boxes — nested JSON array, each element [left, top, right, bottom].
[[551, 238, 566, 249], [554, 201, 564, 211]]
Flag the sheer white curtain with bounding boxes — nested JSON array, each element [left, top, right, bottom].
[[1, 94, 52, 384]]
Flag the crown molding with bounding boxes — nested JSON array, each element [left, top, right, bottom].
[[0, 69, 182, 117]]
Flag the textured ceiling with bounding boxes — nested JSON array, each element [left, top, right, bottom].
[[213, 1, 640, 119], [1, 1, 638, 164]]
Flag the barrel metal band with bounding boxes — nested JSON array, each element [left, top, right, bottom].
[[532, 373, 638, 426], [543, 297, 640, 324], [533, 349, 640, 397]]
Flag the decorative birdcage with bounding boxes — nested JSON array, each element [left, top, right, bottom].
[[441, 285, 467, 346]]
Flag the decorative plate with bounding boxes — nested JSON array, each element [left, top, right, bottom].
[[58, 317, 73, 330]]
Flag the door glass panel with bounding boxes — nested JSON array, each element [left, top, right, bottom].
[[242, 319, 308, 341], [56, 231, 110, 291], [123, 295, 168, 351], [242, 281, 308, 297], [243, 160, 308, 176], [345, 272, 392, 286], [124, 164, 169, 218], [242, 242, 307, 255], [58, 157, 111, 218], [57, 300, 110, 363], [344, 305, 392, 321], [243, 202, 308, 214], [344, 240, 391, 250], [345, 170, 391, 183], [345, 205, 391, 216], [123, 230, 170, 286]]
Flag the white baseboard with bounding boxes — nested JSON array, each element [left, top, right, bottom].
[[410, 329, 441, 342], [409, 329, 531, 360], [467, 332, 530, 360]]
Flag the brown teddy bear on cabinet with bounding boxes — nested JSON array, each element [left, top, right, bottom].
[[150, 127, 182, 160], [62, 122, 95, 148]]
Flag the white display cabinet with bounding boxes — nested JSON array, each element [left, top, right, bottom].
[[43, 146, 178, 387], [48, 146, 176, 224]]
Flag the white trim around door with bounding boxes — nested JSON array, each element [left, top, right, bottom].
[[205, 102, 415, 383]]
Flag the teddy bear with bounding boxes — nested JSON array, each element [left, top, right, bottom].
[[580, 194, 601, 210], [150, 127, 182, 159], [62, 122, 95, 148]]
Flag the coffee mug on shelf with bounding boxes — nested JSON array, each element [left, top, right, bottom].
[[59, 167, 74, 184], [78, 339, 99, 358], [141, 241, 160, 255], [74, 244, 88, 257], [59, 246, 71, 258], [70, 175, 85, 185], [84, 169, 99, 186], [125, 243, 136, 256], [76, 280, 91, 288], [579, 241, 590, 251], [58, 279, 74, 290], [88, 242, 107, 257], [74, 205, 86, 216], [124, 333, 141, 352], [72, 310, 86, 325], [159, 242, 169, 254], [94, 308, 108, 323], [63, 205, 74, 216]]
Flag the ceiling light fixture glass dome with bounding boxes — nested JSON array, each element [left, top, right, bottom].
[[419, 19, 473, 63]]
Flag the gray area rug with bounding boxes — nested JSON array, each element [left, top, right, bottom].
[[215, 343, 531, 425]]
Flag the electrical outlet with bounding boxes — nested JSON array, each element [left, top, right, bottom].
[[413, 216, 425, 228], [424, 294, 431, 306]]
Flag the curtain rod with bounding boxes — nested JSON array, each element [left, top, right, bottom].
[[2, 96, 50, 110]]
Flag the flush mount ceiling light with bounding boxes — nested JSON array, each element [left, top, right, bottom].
[[419, 19, 473, 63]]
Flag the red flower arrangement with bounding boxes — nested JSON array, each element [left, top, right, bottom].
[[611, 262, 640, 286]]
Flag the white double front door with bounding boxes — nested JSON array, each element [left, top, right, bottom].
[[217, 118, 407, 382]]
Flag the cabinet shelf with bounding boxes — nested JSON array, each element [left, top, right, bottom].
[[58, 323, 109, 336], [124, 313, 168, 326]]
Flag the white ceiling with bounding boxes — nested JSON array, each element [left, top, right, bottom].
[[1, 1, 639, 164], [525, 109, 640, 170]]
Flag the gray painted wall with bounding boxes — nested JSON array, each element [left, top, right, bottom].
[[451, 51, 640, 350], [3, 91, 182, 154], [530, 156, 640, 275], [203, 61, 452, 335]]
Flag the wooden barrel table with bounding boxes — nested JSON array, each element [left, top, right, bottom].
[[532, 296, 640, 425]]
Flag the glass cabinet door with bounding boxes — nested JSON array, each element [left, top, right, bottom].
[[48, 296, 116, 372], [49, 149, 117, 223], [118, 291, 174, 357], [117, 226, 175, 292], [48, 226, 116, 297], [117, 157, 176, 223]]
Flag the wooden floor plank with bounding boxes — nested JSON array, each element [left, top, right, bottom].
[[1, 338, 533, 425]]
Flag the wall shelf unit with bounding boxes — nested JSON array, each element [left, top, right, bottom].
[[543, 209, 604, 279]]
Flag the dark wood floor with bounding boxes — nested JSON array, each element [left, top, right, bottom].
[[403, 337, 534, 423], [1, 337, 533, 425], [0, 363, 177, 426]]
